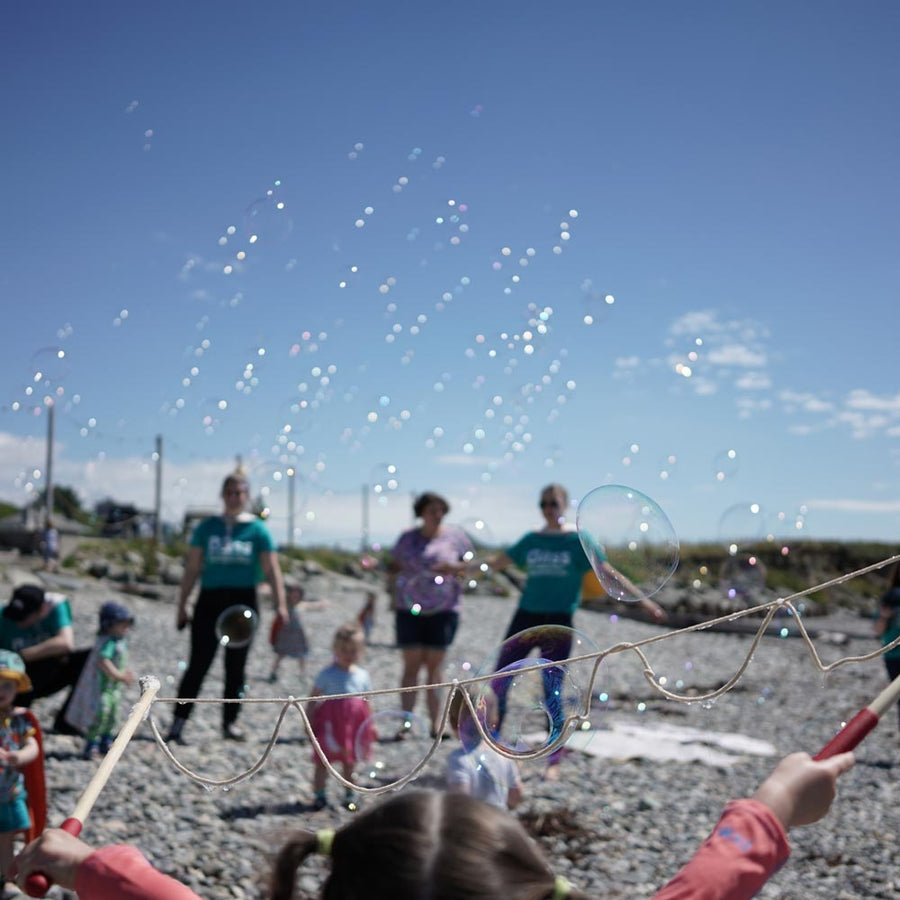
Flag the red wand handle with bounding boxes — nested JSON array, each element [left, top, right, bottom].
[[23, 817, 82, 897], [813, 709, 878, 760], [813, 670, 900, 761]]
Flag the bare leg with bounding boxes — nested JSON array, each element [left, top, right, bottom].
[[400, 647, 426, 714], [313, 760, 328, 794], [423, 648, 448, 734]]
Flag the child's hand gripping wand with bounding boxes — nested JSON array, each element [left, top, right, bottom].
[[814, 671, 900, 760], [24, 676, 160, 898]]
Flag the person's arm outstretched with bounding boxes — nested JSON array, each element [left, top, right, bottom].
[[654, 751, 854, 900], [11, 829, 201, 900]]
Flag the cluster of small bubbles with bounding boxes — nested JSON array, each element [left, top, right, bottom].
[[470, 104, 483, 117], [713, 448, 739, 482], [718, 502, 765, 556], [113, 309, 129, 327], [407, 146, 423, 162], [658, 453, 678, 480], [620, 442, 640, 467], [143, 128, 153, 152], [432, 155, 446, 169], [347, 141, 365, 159], [392, 175, 409, 194]]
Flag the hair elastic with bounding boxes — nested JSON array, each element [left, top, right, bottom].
[[316, 829, 335, 856], [551, 874, 571, 899]]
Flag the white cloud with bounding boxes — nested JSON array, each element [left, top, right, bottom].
[[805, 497, 900, 514], [434, 454, 498, 467], [845, 389, 900, 413], [707, 344, 767, 367], [735, 372, 772, 390]]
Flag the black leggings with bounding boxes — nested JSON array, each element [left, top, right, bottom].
[[174, 588, 257, 726], [885, 655, 900, 728]]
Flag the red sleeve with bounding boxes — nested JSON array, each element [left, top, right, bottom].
[[653, 799, 790, 900], [75, 846, 202, 900]]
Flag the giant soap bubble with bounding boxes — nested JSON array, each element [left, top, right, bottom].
[[576, 484, 679, 602]]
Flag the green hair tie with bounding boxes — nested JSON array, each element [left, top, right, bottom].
[[316, 829, 335, 856]]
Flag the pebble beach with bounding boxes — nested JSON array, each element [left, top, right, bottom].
[[5, 556, 900, 900]]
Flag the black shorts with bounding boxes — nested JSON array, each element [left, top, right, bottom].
[[395, 610, 459, 650]]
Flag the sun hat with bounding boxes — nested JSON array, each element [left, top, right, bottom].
[[99, 601, 134, 632], [3, 584, 46, 623], [0, 649, 33, 693]]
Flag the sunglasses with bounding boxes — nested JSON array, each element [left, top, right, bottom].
[[540, 500, 561, 509]]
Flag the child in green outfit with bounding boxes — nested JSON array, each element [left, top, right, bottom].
[[65, 602, 135, 759]]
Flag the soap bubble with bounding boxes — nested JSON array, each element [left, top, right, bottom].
[[718, 502, 765, 554], [353, 710, 432, 788], [719, 555, 767, 603], [214, 605, 258, 648], [576, 484, 679, 602], [244, 192, 293, 244], [468, 625, 599, 758], [398, 571, 460, 615], [713, 448, 739, 482]]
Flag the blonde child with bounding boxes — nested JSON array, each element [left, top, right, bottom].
[[0, 650, 40, 895], [308, 623, 373, 811], [445, 687, 522, 810], [64, 602, 135, 759], [268, 582, 309, 685]]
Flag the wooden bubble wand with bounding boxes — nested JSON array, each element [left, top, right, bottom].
[[24, 675, 161, 898], [814, 670, 900, 759]]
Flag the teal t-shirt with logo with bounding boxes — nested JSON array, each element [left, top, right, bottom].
[[191, 516, 277, 589], [505, 530, 595, 615]]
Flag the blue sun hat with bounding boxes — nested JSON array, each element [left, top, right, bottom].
[[0, 649, 33, 693], [99, 601, 134, 633]]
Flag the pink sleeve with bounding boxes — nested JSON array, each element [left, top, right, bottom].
[[653, 799, 790, 900], [75, 845, 202, 900]]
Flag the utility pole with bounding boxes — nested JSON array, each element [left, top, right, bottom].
[[287, 467, 296, 548], [154, 434, 163, 543], [361, 483, 370, 553], [44, 401, 55, 525]]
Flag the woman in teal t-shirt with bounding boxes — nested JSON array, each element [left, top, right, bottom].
[[167, 470, 287, 744], [487, 484, 666, 777], [874, 560, 900, 729], [490, 484, 666, 644]]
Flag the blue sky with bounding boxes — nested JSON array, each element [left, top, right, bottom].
[[2, 1, 899, 551]]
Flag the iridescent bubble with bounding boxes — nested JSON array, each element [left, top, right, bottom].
[[470, 625, 600, 757], [576, 484, 679, 602], [244, 192, 293, 244], [717, 502, 765, 555], [214, 605, 258, 648], [713, 448, 739, 482], [352, 710, 431, 788], [370, 463, 400, 496], [718, 555, 767, 603], [458, 517, 495, 549], [398, 571, 460, 615], [30, 346, 69, 391], [657, 453, 678, 481]]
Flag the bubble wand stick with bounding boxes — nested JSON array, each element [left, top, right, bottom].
[[814, 670, 900, 759], [24, 675, 161, 898]]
